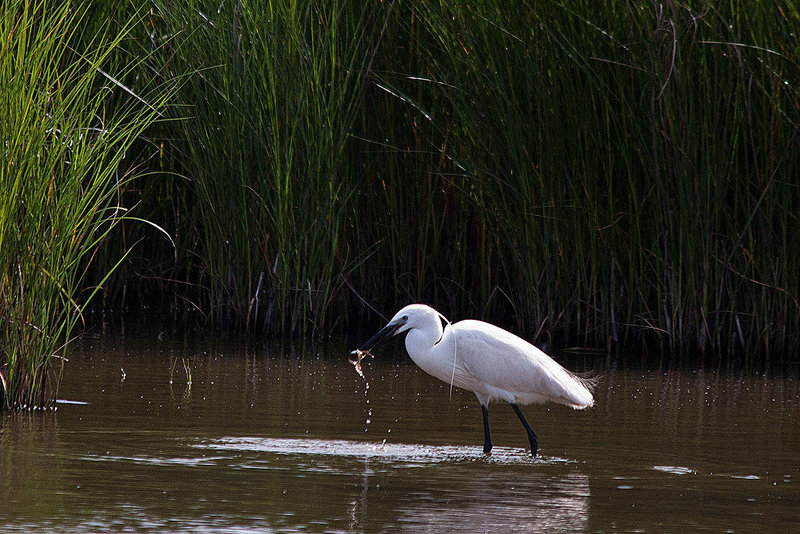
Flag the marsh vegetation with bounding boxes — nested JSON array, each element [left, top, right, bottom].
[[1, 0, 798, 408]]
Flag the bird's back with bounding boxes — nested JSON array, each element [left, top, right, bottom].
[[449, 320, 594, 408]]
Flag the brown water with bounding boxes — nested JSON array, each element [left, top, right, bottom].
[[2, 333, 799, 532]]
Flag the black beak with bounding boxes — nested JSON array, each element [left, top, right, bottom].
[[354, 321, 401, 354]]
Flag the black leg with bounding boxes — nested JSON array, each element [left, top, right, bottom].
[[510, 403, 538, 457], [481, 404, 493, 454]]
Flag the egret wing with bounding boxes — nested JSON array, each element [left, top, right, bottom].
[[452, 320, 593, 408]]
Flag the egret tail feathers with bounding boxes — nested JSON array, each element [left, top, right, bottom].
[[562, 370, 596, 409]]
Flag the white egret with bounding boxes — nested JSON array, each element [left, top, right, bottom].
[[353, 304, 594, 457]]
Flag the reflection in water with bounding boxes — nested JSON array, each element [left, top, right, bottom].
[[195, 436, 589, 532], [391, 471, 589, 533], [1, 333, 799, 532], [350, 457, 371, 531]]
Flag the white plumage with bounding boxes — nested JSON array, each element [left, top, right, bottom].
[[355, 304, 594, 456]]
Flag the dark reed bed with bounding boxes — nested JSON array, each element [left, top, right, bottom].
[[2, 0, 798, 408]]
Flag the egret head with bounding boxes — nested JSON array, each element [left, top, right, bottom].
[[356, 304, 446, 353]]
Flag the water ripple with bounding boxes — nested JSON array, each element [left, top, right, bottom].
[[195, 436, 573, 466]]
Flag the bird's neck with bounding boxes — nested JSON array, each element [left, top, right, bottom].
[[404, 321, 445, 364], [404, 322, 458, 385]]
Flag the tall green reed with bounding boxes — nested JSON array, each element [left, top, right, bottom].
[[0, 1, 169, 409], [380, 0, 799, 355], [151, 0, 383, 334], [82, 0, 798, 357]]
